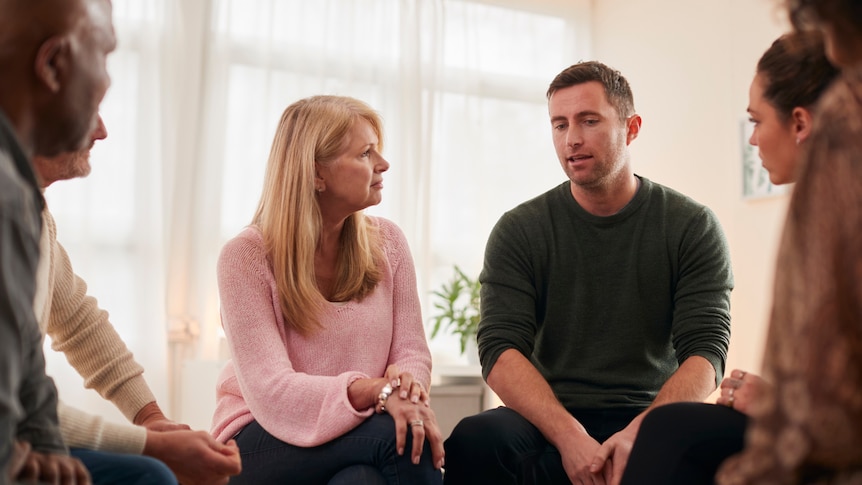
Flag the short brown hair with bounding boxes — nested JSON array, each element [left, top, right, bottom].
[[546, 61, 635, 121]]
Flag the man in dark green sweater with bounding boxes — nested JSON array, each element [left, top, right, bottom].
[[443, 61, 733, 485]]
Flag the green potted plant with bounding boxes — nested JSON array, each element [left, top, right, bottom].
[[430, 265, 481, 356]]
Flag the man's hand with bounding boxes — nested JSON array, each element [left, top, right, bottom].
[[144, 429, 241, 485], [8, 440, 31, 480], [555, 430, 608, 485], [14, 449, 91, 485], [133, 401, 191, 432], [589, 417, 641, 485]]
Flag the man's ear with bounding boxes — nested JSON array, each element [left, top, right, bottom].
[[626, 114, 642, 145], [791, 107, 813, 144], [34, 36, 68, 93]]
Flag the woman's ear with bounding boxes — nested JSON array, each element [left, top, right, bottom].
[[314, 169, 325, 192], [791, 107, 813, 144]]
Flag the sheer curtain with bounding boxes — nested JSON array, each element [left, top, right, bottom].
[[45, 0, 590, 420]]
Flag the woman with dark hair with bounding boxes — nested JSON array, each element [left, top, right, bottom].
[[716, 0, 862, 483], [618, 30, 839, 485]]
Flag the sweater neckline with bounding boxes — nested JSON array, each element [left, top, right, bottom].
[[562, 175, 650, 225]]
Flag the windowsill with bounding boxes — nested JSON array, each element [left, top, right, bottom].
[[432, 364, 482, 386]]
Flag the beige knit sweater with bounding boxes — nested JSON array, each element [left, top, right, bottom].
[[33, 209, 154, 454]]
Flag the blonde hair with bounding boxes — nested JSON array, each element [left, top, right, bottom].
[[252, 95, 385, 335]]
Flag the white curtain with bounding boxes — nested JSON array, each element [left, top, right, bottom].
[[45, 0, 590, 420]]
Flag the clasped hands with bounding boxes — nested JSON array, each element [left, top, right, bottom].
[[380, 365, 445, 470], [554, 419, 637, 485], [136, 403, 242, 485]]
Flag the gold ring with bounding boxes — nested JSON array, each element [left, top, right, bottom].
[[410, 419, 424, 427], [727, 395, 735, 408]]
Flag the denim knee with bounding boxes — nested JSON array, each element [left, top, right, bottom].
[[328, 464, 387, 485], [131, 456, 177, 485]]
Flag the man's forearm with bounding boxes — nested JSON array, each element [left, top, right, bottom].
[[486, 348, 590, 447], [650, 355, 716, 409], [618, 355, 717, 440]]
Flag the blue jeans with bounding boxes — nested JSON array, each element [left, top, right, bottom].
[[71, 448, 177, 485], [230, 414, 443, 485]]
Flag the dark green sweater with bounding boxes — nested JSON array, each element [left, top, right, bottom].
[[478, 177, 733, 412]]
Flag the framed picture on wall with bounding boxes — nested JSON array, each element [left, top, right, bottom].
[[740, 118, 788, 199]]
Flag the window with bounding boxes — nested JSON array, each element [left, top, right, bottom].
[[45, 0, 590, 418]]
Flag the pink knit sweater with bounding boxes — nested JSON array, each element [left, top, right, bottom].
[[211, 217, 432, 447]]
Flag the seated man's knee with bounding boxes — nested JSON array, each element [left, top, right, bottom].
[[444, 408, 540, 485], [445, 408, 534, 464], [446, 409, 505, 452]]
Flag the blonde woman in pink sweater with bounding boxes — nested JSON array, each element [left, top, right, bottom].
[[212, 95, 445, 484]]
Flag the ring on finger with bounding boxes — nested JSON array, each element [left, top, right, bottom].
[[409, 419, 424, 427]]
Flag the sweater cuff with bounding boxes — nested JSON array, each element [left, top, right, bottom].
[[691, 351, 725, 387], [111, 375, 158, 423], [344, 372, 375, 417], [58, 401, 147, 454]]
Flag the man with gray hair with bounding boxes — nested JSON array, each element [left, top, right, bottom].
[[0, 0, 116, 482]]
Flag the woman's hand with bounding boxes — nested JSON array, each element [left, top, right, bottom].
[[716, 369, 770, 416], [383, 365, 430, 406], [384, 392, 445, 469]]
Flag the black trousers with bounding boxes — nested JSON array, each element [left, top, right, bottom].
[[443, 406, 639, 485], [620, 402, 747, 485]]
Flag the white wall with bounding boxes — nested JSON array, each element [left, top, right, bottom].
[[591, 0, 790, 387]]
